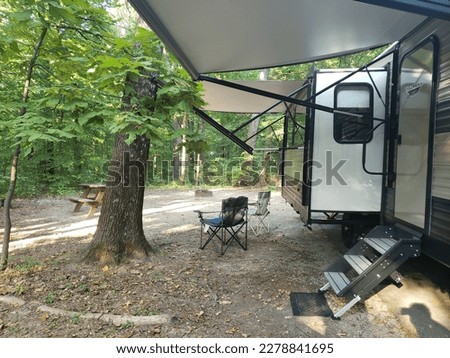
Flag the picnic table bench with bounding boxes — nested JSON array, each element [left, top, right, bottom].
[[69, 183, 106, 218]]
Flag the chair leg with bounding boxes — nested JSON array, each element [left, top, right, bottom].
[[201, 221, 248, 255], [250, 219, 257, 236], [220, 226, 227, 255], [250, 215, 269, 236], [244, 219, 248, 249], [259, 215, 269, 234], [250, 216, 259, 236], [221, 222, 247, 254], [199, 225, 204, 249], [200, 225, 220, 250]]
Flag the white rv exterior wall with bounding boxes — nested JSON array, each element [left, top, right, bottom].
[[310, 70, 386, 212]]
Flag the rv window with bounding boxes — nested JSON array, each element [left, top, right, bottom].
[[334, 84, 373, 144], [285, 108, 305, 147]]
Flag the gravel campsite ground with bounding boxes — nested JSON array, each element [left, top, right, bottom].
[[1, 188, 449, 338]]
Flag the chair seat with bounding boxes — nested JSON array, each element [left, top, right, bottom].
[[204, 217, 246, 227], [203, 217, 223, 226]]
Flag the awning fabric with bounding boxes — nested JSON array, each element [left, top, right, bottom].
[[356, 0, 450, 21], [128, 0, 428, 79], [201, 80, 306, 113]]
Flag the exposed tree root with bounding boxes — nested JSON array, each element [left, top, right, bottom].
[[0, 295, 173, 327]]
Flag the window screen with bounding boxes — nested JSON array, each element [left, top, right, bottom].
[[334, 83, 373, 144]]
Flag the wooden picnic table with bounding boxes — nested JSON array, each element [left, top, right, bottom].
[[69, 183, 106, 218]]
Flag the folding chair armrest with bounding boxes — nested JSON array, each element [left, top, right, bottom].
[[194, 210, 221, 214], [193, 210, 221, 219]]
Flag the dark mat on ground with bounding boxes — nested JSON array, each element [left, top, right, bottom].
[[290, 292, 333, 317]]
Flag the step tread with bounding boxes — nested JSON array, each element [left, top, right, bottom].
[[344, 254, 372, 274], [364, 237, 397, 254], [324, 271, 350, 294]]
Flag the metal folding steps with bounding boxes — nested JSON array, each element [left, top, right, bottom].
[[320, 224, 422, 319]]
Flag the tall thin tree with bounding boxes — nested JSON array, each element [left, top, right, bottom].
[[1, 27, 47, 270]]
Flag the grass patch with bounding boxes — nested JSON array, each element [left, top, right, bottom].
[[13, 257, 42, 273]]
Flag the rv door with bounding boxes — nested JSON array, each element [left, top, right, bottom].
[[394, 39, 437, 230]]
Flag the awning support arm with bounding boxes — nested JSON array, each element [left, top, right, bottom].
[[193, 107, 253, 154], [199, 75, 386, 122], [245, 116, 284, 143], [270, 124, 282, 148], [199, 75, 333, 114], [364, 65, 386, 108], [231, 82, 310, 134], [305, 47, 395, 102]]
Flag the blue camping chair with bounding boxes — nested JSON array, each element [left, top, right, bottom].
[[194, 196, 248, 255]]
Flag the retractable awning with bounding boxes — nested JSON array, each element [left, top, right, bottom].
[[194, 79, 308, 154], [128, 0, 429, 79], [202, 80, 306, 113]]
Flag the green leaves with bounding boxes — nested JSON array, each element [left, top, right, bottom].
[[98, 55, 133, 69], [0, 0, 207, 195], [10, 110, 75, 144], [8, 9, 32, 21], [48, 2, 79, 25]]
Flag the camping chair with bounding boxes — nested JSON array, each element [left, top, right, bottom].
[[249, 191, 271, 236], [194, 196, 248, 255]]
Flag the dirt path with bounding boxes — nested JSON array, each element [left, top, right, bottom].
[[0, 188, 449, 337]]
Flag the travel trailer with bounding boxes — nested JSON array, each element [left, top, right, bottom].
[[280, 19, 450, 315], [282, 18, 450, 270], [129, 0, 449, 318]]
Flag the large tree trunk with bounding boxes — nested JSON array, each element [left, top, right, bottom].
[[84, 133, 153, 264], [84, 70, 156, 265]]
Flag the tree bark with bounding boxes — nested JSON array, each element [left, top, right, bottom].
[[246, 69, 269, 149], [194, 119, 204, 186], [84, 133, 153, 264], [172, 117, 181, 181], [1, 145, 20, 270], [239, 69, 269, 187], [258, 152, 270, 187], [84, 70, 156, 265], [179, 113, 187, 184]]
